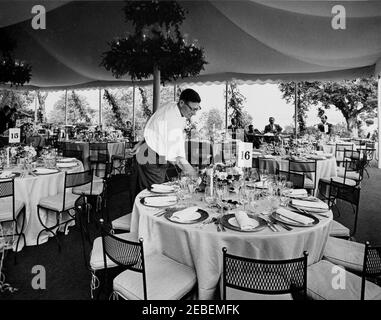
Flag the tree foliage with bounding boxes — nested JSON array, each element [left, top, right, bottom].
[[36, 91, 48, 123], [279, 78, 378, 137], [224, 82, 250, 128], [200, 108, 224, 137], [103, 89, 130, 129], [48, 91, 95, 125]]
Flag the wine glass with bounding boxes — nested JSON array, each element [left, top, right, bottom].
[[203, 186, 214, 207]]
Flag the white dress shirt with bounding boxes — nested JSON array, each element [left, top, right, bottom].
[[324, 124, 329, 133], [144, 103, 186, 162]]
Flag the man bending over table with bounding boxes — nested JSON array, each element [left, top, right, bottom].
[[129, 89, 201, 192]]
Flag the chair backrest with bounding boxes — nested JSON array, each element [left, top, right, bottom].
[[222, 247, 308, 300], [361, 242, 381, 300], [288, 160, 317, 190], [328, 179, 361, 236], [100, 220, 147, 299], [63, 170, 93, 211], [74, 196, 93, 269], [277, 169, 304, 189], [89, 143, 109, 163], [344, 150, 361, 161], [63, 149, 83, 163], [0, 179, 15, 219], [336, 144, 353, 153]]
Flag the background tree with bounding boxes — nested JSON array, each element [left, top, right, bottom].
[[101, 0, 207, 112], [279, 78, 377, 137], [200, 108, 224, 137], [224, 82, 248, 128], [36, 91, 48, 123], [48, 91, 95, 125], [103, 88, 132, 129]]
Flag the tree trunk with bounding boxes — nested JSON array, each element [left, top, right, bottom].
[[152, 64, 160, 113], [347, 116, 358, 138]]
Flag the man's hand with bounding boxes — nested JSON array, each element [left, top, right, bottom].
[[127, 140, 145, 156]]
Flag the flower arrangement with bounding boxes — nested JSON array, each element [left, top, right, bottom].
[[198, 163, 244, 192], [10, 145, 36, 161]]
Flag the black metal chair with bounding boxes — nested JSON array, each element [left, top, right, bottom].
[[89, 142, 110, 179], [361, 242, 381, 300], [111, 141, 134, 175], [288, 160, 317, 193], [276, 169, 305, 189], [63, 149, 84, 164], [0, 179, 26, 262], [328, 179, 361, 239], [222, 247, 308, 300], [358, 146, 376, 178], [335, 144, 353, 166], [100, 219, 196, 300], [36, 170, 93, 250]]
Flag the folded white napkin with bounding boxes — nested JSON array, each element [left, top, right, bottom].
[[288, 189, 307, 197], [151, 184, 175, 193], [144, 196, 177, 206], [171, 206, 200, 221], [292, 199, 329, 210], [276, 208, 314, 225], [0, 172, 14, 179], [235, 211, 257, 231]]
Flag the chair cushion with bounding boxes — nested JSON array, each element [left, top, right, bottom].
[[0, 199, 24, 222], [331, 177, 357, 186], [226, 287, 292, 300], [112, 214, 131, 231], [39, 191, 80, 211], [336, 168, 360, 181], [329, 220, 350, 238], [113, 253, 196, 300], [323, 236, 365, 273], [72, 181, 104, 196], [90, 232, 138, 271], [307, 260, 381, 300]]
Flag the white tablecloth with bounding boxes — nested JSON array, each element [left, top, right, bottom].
[[131, 190, 333, 300], [7, 161, 84, 249]]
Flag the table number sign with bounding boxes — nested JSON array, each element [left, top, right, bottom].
[[9, 128, 21, 143], [237, 141, 253, 167]]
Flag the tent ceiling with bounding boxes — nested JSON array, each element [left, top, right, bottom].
[[1, 0, 381, 90]]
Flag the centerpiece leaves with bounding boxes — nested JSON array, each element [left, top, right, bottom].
[[101, 0, 207, 84]]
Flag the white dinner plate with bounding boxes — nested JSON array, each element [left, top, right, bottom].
[[169, 211, 201, 222], [228, 217, 260, 229]]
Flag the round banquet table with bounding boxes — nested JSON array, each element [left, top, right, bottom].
[[254, 155, 337, 193], [1, 160, 84, 251], [64, 141, 125, 170], [131, 189, 333, 300]]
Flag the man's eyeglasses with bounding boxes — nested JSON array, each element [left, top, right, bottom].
[[184, 102, 201, 112]]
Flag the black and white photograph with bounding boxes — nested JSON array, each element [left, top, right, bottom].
[[1, 0, 381, 306]]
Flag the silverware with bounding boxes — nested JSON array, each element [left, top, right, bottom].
[[270, 217, 293, 231], [218, 218, 226, 232], [258, 214, 279, 232], [153, 209, 166, 217]]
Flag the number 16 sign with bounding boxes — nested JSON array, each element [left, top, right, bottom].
[[237, 141, 253, 167], [9, 128, 21, 143]]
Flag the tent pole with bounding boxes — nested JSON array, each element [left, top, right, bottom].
[[34, 92, 38, 125], [64, 89, 68, 126], [174, 84, 176, 101], [132, 84, 136, 141], [294, 82, 298, 138], [377, 74, 381, 169], [225, 81, 228, 129], [99, 88, 102, 126]]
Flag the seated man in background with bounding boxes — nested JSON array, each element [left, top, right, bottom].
[[317, 115, 333, 135], [263, 117, 282, 143], [245, 124, 262, 149]]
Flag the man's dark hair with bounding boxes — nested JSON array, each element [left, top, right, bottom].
[[179, 88, 201, 103], [321, 115, 328, 120]]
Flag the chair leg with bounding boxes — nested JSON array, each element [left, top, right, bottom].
[[13, 207, 27, 264], [36, 206, 61, 251]]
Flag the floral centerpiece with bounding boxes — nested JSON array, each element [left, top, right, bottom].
[[198, 162, 244, 193], [10, 145, 37, 163]]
